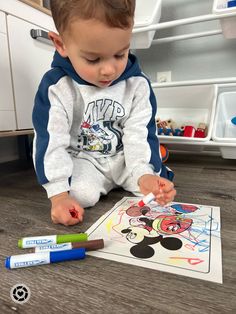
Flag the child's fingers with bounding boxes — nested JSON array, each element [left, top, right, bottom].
[[59, 209, 81, 225], [155, 187, 176, 206], [71, 206, 84, 222], [160, 181, 174, 193], [163, 189, 177, 203], [69, 208, 79, 219]]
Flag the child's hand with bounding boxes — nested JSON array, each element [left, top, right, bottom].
[[50, 192, 84, 226], [138, 174, 176, 206]]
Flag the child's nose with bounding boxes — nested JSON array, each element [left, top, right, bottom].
[[100, 62, 115, 77]]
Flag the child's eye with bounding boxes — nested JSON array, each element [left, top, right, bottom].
[[115, 54, 125, 59], [85, 58, 100, 64]]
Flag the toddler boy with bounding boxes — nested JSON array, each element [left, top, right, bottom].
[[32, 0, 176, 226]]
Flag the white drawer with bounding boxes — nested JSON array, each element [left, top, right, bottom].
[[7, 15, 54, 129]]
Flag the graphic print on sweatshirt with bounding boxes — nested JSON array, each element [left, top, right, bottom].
[[77, 98, 125, 155]]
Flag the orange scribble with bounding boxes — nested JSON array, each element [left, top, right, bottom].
[[169, 257, 204, 265]]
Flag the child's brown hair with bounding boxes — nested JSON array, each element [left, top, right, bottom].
[[50, 0, 136, 34]]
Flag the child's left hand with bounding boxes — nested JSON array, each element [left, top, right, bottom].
[[138, 174, 176, 206]]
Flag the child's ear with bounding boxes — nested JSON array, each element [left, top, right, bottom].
[[48, 31, 68, 57]]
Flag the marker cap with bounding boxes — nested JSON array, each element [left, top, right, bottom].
[[18, 239, 23, 248], [5, 257, 11, 269], [57, 233, 88, 243], [50, 247, 86, 263]]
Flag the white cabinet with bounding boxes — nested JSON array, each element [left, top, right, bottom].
[[0, 11, 16, 131], [7, 15, 54, 129]]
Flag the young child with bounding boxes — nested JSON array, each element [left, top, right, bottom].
[[32, 0, 176, 226]]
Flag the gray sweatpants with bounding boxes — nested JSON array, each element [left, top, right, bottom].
[[70, 152, 141, 208]]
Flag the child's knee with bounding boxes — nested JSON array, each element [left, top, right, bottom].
[[70, 184, 100, 208]]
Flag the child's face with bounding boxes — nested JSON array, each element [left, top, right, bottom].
[[54, 19, 133, 88]]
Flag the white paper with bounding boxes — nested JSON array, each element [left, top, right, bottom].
[[86, 197, 222, 283]]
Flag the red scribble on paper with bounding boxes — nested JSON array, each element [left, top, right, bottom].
[[185, 244, 196, 251], [112, 210, 125, 235]]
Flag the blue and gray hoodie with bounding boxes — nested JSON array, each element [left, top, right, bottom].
[[32, 51, 173, 198]]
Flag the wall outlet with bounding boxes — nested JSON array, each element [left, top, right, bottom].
[[157, 71, 172, 83]]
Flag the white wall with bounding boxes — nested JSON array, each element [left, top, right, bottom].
[[135, 0, 236, 82]]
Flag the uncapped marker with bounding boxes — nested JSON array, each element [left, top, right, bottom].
[[137, 192, 156, 207], [18, 233, 88, 248]]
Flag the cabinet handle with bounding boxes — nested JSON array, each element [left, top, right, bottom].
[[30, 29, 53, 46]]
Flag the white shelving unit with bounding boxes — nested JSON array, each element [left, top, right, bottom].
[[132, 0, 236, 159], [0, 0, 235, 159]]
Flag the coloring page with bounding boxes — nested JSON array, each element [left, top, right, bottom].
[[87, 198, 222, 283]]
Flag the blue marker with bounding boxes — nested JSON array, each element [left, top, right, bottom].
[[231, 117, 236, 125], [5, 248, 85, 269]]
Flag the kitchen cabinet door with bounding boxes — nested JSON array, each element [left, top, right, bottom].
[[7, 15, 55, 129]]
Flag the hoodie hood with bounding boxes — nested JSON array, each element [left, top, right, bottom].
[[51, 51, 142, 86]]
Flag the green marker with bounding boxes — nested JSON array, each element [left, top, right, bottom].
[[18, 233, 88, 248]]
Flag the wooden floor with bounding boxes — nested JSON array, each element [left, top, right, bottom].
[[0, 154, 236, 314]]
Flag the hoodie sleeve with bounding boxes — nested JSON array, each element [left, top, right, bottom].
[[32, 70, 73, 198], [122, 76, 165, 185]]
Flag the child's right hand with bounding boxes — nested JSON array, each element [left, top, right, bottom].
[[50, 192, 84, 226]]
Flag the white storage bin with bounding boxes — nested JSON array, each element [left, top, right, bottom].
[[212, 92, 236, 143], [153, 85, 218, 143], [213, 0, 236, 38], [131, 0, 162, 49]]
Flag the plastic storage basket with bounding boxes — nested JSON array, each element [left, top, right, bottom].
[[212, 92, 236, 144], [131, 0, 162, 49], [212, 92, 236, 159], [213, 0, 236, 38], [153, 84, 218, 143]]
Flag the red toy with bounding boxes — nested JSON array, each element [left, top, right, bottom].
[[183, 125, 195, 137], [194, 123, 207, 138]]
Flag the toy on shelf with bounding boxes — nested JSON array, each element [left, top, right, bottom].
[[173, 127, 184, 136], [183, 125, 196, 137], [157, 118, 208, 138], [194, 123, 207, 138], [156, 118, 174, 136]]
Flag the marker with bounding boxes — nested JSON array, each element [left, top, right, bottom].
[[137, 192, 156, 207], [69, 208, 79, 219], [18, 233, 88, 248], [34, 239, 104, 253], [5, 248, 86, 269]]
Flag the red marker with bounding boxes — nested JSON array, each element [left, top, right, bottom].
[[137, 192, 156, 207], [69, 208, 79, 219]]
